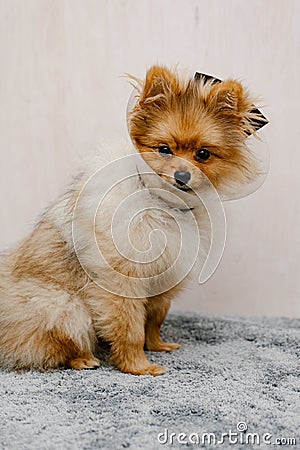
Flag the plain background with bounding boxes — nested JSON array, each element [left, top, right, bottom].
[[0, 0, 299, 317]]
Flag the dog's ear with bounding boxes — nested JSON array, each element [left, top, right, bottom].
[[207, 80, 249, 114], [139, 66, 178, 105], [206, 80, 264, 135]]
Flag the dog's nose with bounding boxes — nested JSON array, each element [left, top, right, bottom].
[[174, 170, 191, 186]]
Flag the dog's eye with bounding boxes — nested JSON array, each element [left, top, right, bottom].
[[195, 148, 211, 162], [158, 145, 173, 156]]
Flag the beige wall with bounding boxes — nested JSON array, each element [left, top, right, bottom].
[[0, 0, 299, 317]]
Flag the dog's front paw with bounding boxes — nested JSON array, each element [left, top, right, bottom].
[[68, 355, 100, 370], [146, 341, 181, 352], [123, 363, 167, 376]]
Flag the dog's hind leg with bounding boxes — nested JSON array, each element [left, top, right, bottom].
[[0, 283, 98, 371]]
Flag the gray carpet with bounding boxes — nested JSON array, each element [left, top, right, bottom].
[[1, 312, 300, 450]]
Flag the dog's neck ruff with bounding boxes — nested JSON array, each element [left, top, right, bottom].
[[136, 166, 194, 213]]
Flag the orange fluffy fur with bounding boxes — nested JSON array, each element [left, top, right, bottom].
[[0, 66, 263, 375], [129, 66, 262, 192]]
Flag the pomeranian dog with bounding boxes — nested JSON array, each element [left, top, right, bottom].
[[0, 66, 267, 375]]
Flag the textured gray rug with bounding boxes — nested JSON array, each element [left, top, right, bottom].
[[1, 312, 300, 450]]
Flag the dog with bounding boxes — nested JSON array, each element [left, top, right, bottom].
[[0, 66, 267, 375]]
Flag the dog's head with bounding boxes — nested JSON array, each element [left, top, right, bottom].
[[128, 66, 266, 195]]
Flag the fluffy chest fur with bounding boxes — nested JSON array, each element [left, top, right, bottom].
[[53, 143, 206, 299]]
